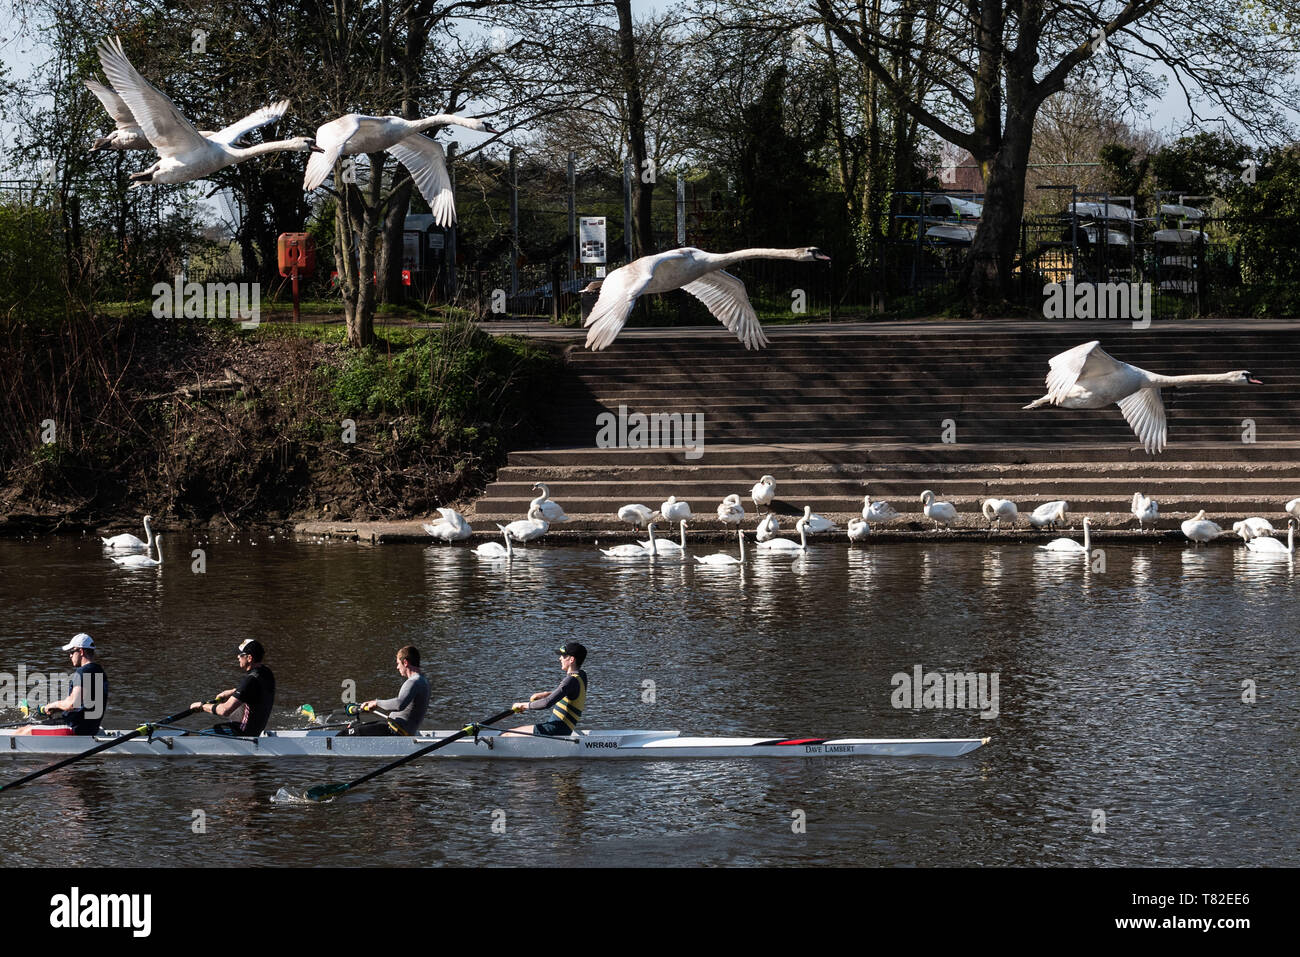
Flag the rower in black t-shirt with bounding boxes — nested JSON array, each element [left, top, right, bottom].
[[191, 639, 276, 737]]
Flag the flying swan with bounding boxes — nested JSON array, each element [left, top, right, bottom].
[[1023, 340, 1261, 453]]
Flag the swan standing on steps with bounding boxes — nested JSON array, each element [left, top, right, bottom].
[[981, 499, 1018, 528], [863, 495, 898, 523], [800, 505, 837, 533], [847, 518, 870, 542], [694, 529, 746, 566], [755, 513, 780, 542], [751, 475, 777, 509], [1181, 510, 1222, 545], [529, 483, 570, 523], [716, 494, 746, 525], [112, 535, 163, 567], [1286, 498, 1300, 521], [756, 517, 808, 553], [660, 496, 692, 523], [1242, 518, 1296, 554], [583, 247, 830, 351], [1131, 493, 1158, 529], [1029, 501, 1068, 531], [102, 515, 154, 550], [617, 504, 653, 528], [305, 113, 500, 227], [474, 525, 514, 560], [1040, 519, 1091, 553], [1231, 517, 1275, 539], [1023, 340, 1262, 454], [422, 507, 472, 542], [503, 505, 549, 543], [920, 490, 957, 528], [95, 37, 321, 187]]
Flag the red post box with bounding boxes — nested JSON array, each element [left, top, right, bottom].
[[277, 233, 316, 322], [277, 233, 315, 277]]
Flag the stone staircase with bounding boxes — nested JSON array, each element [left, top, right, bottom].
[[460, 321, 1300, 538]]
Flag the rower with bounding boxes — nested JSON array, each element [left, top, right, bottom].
[[14, 633, 109, 736], [345, 645, 430, 736], [190, 639, 276, 737], [511, 642, 588, 736]]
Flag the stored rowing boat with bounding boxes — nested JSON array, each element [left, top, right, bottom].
[[1, 728, 988, 759]]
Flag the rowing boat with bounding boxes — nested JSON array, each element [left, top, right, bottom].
[[1, 727, 988, 759]]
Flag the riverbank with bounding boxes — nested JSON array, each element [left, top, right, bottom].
[[0, 312, 559, 537]]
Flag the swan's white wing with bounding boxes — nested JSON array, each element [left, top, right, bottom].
[[680, 270, 769, 350], [208, 99, 290, 147], [1045, 340, 1124, 403], [304, 115, 359, 191], [1116, 388, 1167, 453], [385, 134, 455, 226], [85, 78, 137, 130], [96, 37, 206, 156], [584, 263, 654, 350]]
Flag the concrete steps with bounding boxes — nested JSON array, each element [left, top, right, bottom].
[[455, 323, 1300, 537]]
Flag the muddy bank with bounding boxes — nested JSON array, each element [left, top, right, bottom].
[[0, 312, 560, 536]]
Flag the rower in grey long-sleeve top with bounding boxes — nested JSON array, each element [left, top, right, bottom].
[[354, 645, 430, 736]]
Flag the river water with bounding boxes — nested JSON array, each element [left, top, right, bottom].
[[1, 533, 1296, 868]]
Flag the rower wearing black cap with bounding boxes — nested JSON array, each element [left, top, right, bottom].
[[190, 639, 276, 737], [511, 642, 588, 736]]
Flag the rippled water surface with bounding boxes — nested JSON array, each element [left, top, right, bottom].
[[1, 533, 1297, 867]]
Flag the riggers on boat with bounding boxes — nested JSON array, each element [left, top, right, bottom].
[[1, 727, 989, 759]]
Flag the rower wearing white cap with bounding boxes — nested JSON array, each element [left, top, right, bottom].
[[191, 639, 276, 737], [15, 633, 109, 736]]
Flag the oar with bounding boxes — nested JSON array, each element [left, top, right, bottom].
[[0, 701, 212, 794], [296, 706, 518, 802]]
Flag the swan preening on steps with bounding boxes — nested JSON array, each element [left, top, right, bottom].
[[755, 513, 780, 542], [530, 483, 570, 523], [1241, 518, 1296, 555], [716, 494, 746, 525], [423, 507, 472, 542], [102, 515, 154, 550], [1131, 493, 1158, 529], [617, 504, 654, 528], [751, 475, 776, 508], [847, 518, 870, 542], [95, 37, 319, 187], [583, 247, 830, 351], [1029, 501, 1068, 530], [981, 498, 1018, 528], [1231, 518, 1274, 539], [1181, 510, 1222, 544], [304, 113, 499, 227], [920, 490, 957, 528], [1023, 340, 1261, 454], [862, 495, 898, 522]]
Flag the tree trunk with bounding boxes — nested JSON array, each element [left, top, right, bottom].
[[614, 0, 655, 257], [967, 116, 1033, 313]]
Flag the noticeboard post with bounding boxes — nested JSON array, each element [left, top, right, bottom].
[[580, 216, 607, 278]]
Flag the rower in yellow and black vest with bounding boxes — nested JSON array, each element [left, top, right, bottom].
[[511, 642, 588, 736]]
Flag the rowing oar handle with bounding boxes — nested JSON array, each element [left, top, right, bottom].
[[0, 701, 214, 794]]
